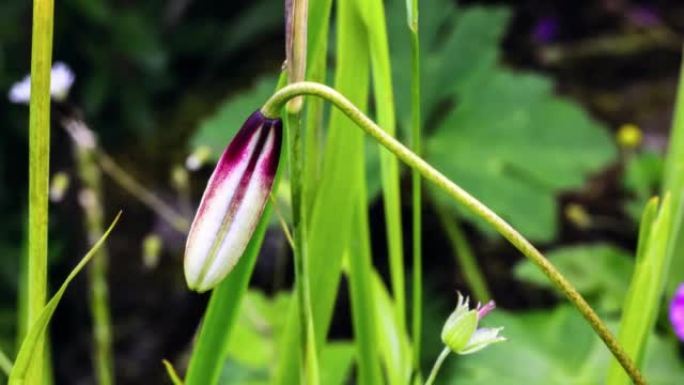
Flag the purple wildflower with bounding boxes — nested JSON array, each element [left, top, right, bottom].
[[670, 284, 684, 341], [184, 110, 282, 292], [532, 17, 559, 44]]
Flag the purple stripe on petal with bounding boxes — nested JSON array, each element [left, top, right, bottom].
[[184, 109, 283, 292]]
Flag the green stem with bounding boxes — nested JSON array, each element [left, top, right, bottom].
[[424, 346, 450, 385], [286, 111, 319, 385], [96, 152, 190, 233], [436, 207, 491, 302], [27, 0, 54, 383], [407, 1, 423, 378], [67, 127, 114, 385], [261, 81, 647, 385]]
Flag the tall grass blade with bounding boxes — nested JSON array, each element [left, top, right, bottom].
[[662, 56, 684, 294], [345, 193, 383, 385], [9, 213, 121, 385], [436, 207, 491, 301], [365, 0, 408, 345], [26, 0, 55, 382], [607, 196, 673, 385]]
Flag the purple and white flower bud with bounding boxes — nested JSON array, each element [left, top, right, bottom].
[[184, 110, 282, 292]]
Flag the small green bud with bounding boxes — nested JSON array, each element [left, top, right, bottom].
[[440, 294, 505, 355]]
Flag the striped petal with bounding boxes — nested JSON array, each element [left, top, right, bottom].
[[184, 110, 282, 292]]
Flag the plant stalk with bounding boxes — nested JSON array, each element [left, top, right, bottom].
[[407, 0, 423, 379], [261, 81, 647, 385], [424, 346, 450, 385], [62, 117, 115, 385], [27, 0, 54, 383]]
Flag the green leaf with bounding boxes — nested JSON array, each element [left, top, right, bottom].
[[428, 69, 616, 241], [446, 306, 684, 385], [623, 151, 664, 221], [389, 0, 617, 241], [514, 243, 633, 312], [8, 213, 121, 385], [191, 76, 278, 159], [219, 291, 354, 385], [608, 196, 674, 385]]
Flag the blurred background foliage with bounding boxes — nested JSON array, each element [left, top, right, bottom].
[[2, 0, 684, 383]]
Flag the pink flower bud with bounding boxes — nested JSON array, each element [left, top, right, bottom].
[[184, 110, 282, 292]]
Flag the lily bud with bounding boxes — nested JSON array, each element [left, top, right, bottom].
[[441, 294, 505, 355], [184, 110, 283, 292]]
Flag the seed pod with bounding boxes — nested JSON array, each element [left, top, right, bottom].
[[184, 110, 282, 292]]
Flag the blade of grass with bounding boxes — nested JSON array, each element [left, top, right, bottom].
[[65, 122, 114, 385], [372, 270, 412, 385], [607, 196, 674, 385], [365, 0, 408, 349], [162, 359, 184, 385], [26, 0, 54, 382], [435, 206, 491, 302], [663, 55, 684, 294], [274, 1, 371, 383], [0, 347, 13, 376], [285, 110, 320, 384], [406, 0, 423, 379], [302, 0, 333, 210], [345, 192, 383, 385], [9, 213, 121, 385]]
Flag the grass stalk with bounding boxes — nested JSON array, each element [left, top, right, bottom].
[[64, 119, 114, 385], [285, 110, 320, 385], [346, 170, 383, 385], [26, 0, 55, 383], [261, 81, 647, 385], [436, 208, 491, 302], [406, 0, 423, 378]]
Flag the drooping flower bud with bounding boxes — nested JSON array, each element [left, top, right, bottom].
[[184, 110, 282, 292], [441, 294, 505, 355]]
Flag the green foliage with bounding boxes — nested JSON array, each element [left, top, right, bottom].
[[515, 244, 633, 312], [623, 151, 664, 221], [446, 306, 684, 385], [219, 291, 354, 385], [389, 0, 617, 241], [608, 196, 674, 385], [191, 77, 278, 158], [9, 213, 120, 385]]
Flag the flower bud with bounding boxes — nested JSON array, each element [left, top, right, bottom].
[[441, 294, 505, 355], [184, 110, 282, 292]]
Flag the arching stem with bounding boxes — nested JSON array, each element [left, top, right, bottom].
[[261, 81, 647, 385]]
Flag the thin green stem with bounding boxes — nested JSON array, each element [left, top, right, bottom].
[[261, 81, 647, 385], [96, 152, 190, 233], [286, 111, 320, 385], [66, 124, 114, 385], [27, 0, 54, 383], [408, 1, 423, 379], [436, 207, 491, 302], [0, 346, 13, 376], [424, 346, 450, 385]]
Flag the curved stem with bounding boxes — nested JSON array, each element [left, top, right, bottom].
[[424, 346, 450, 385], [261, 81, 647, 385]]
